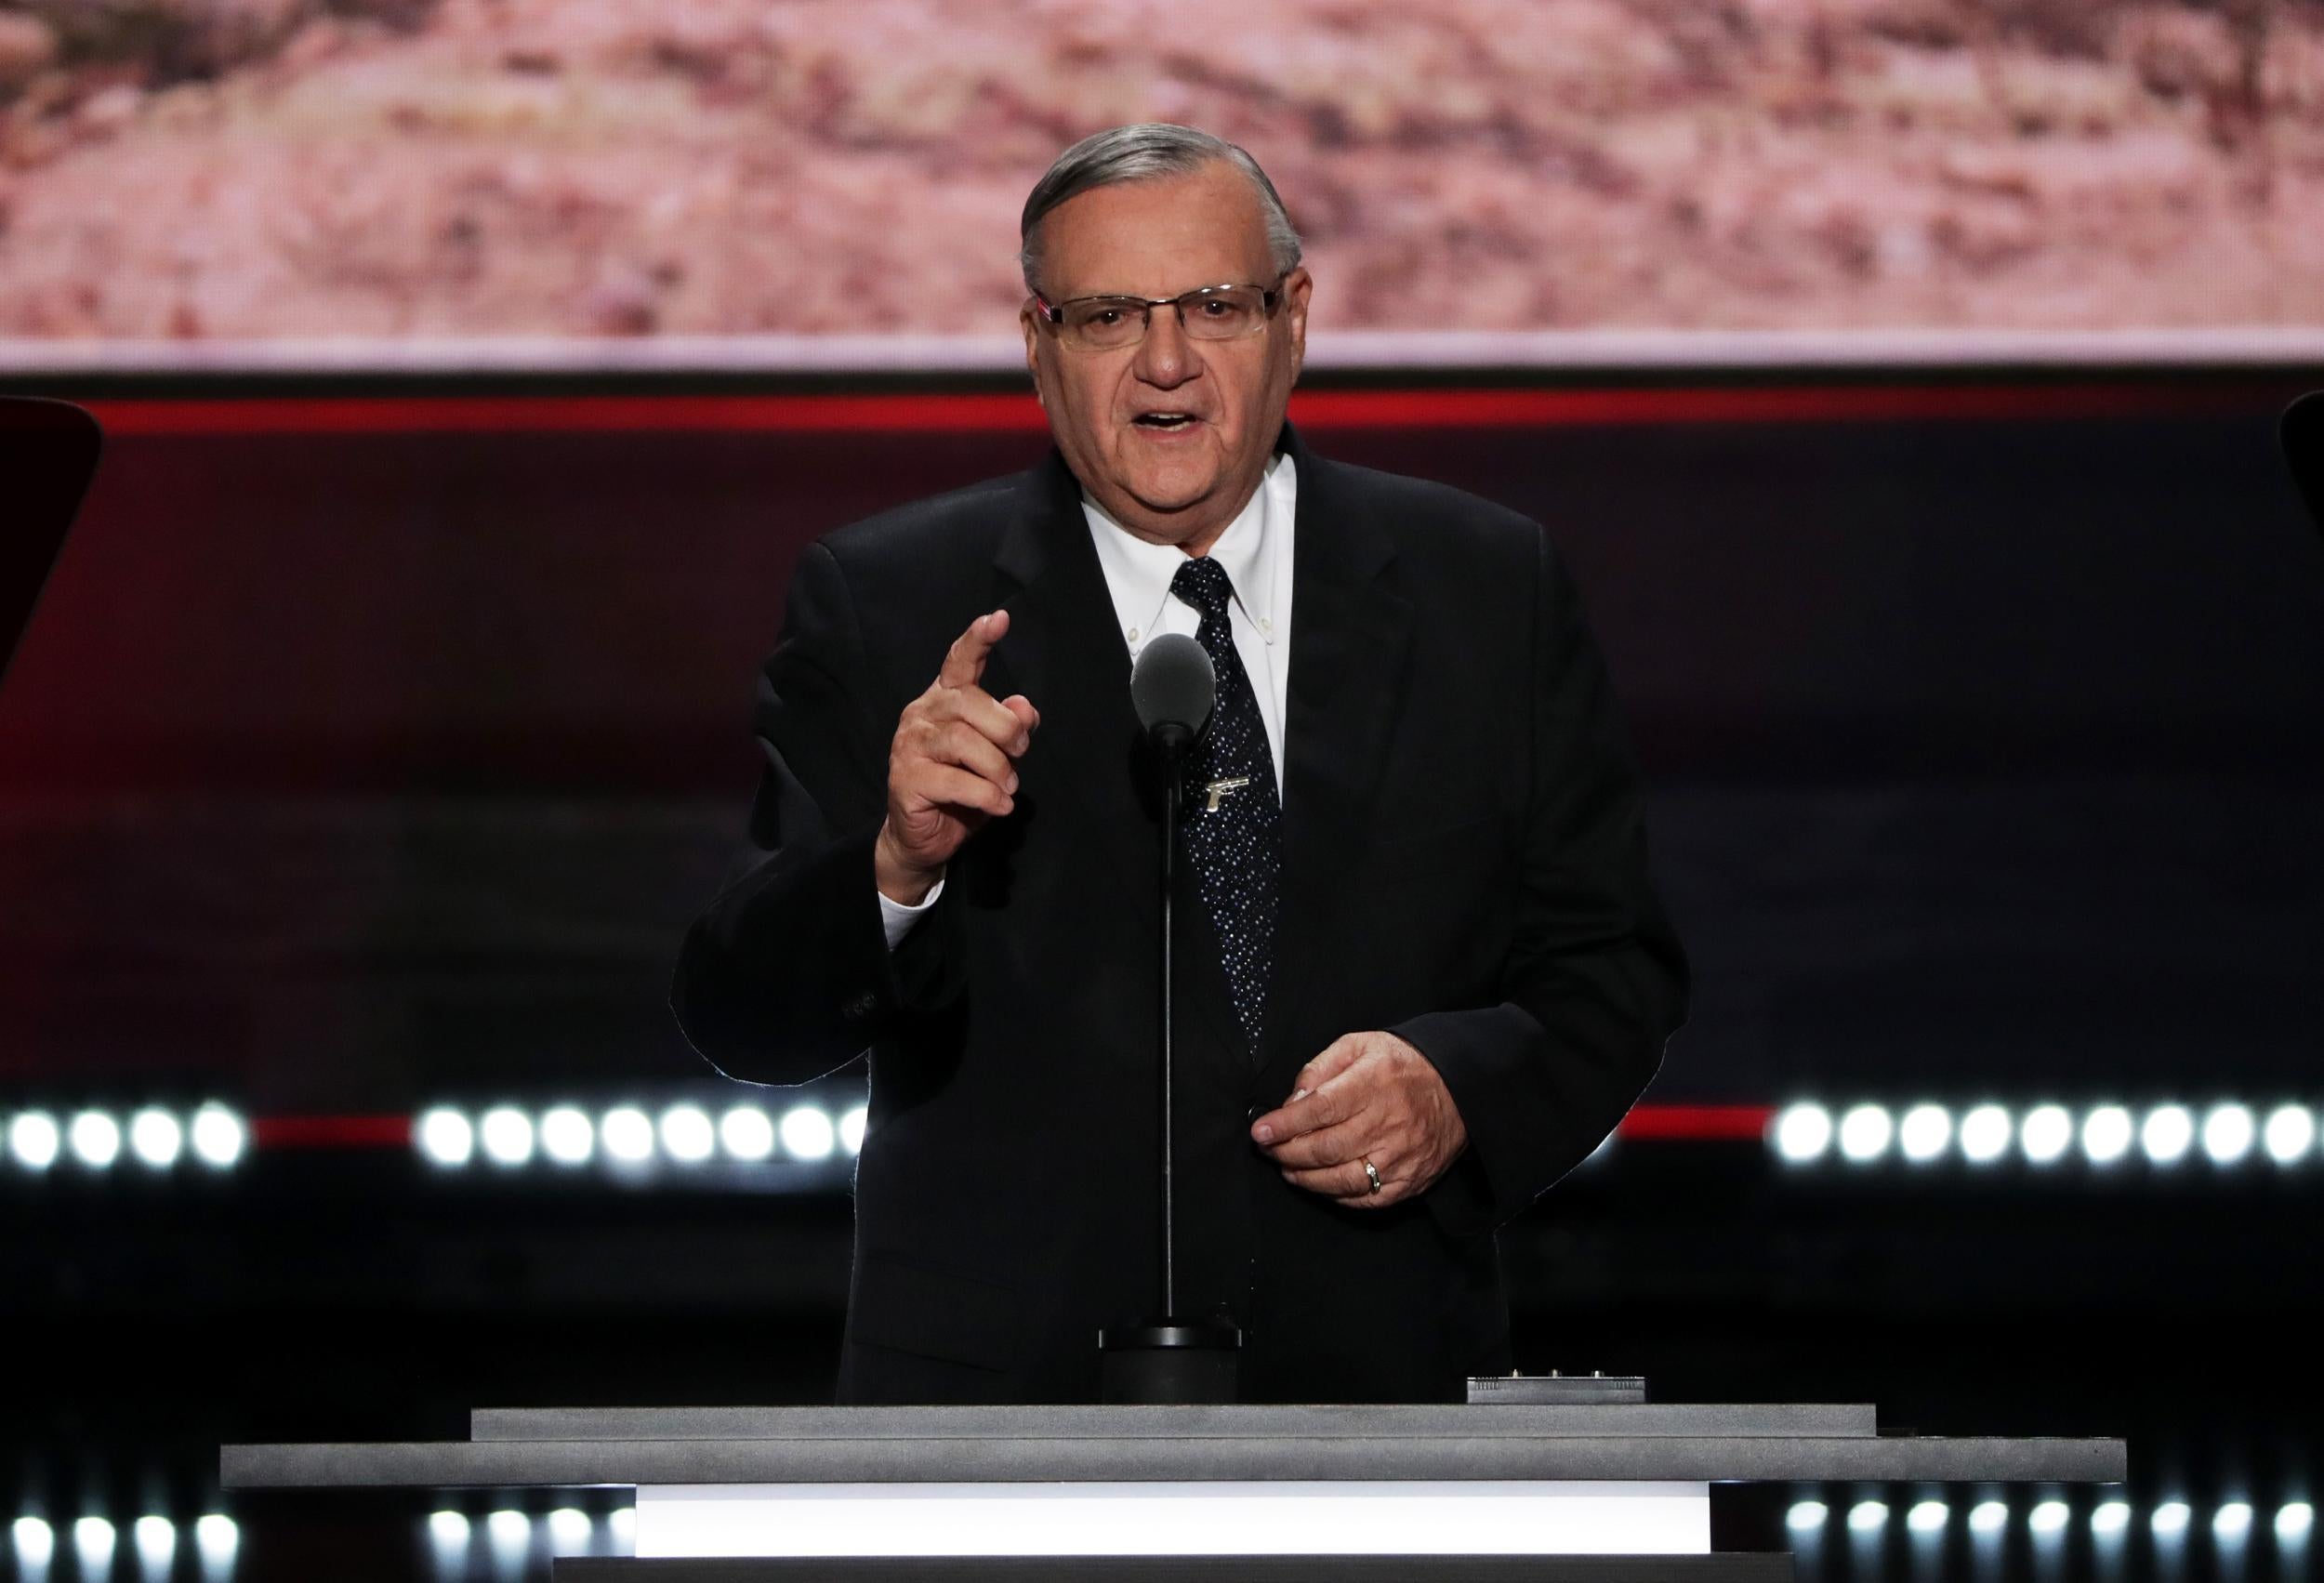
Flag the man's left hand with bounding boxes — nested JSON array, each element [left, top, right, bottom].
[[1249, 1032, 1469, 1208]]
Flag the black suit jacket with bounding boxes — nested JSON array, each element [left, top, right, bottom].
[[672, 425, 1688, 1404]]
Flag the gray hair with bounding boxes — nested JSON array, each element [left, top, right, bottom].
[[1019, 124, 1303, 297]]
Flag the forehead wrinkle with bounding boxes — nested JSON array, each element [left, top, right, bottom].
[[1036, 167, 1275, 303]]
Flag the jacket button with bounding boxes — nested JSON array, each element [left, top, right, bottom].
[[843, 992, 878, 1021]]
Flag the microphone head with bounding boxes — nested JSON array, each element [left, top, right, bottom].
[[1129, 632, 1215, 741]]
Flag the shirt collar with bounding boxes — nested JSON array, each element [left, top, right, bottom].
[[1081, 450, 1287, 647]]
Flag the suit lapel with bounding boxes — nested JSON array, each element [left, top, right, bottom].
[[984, 449, 1136, 790], [1262, 429, 1416, 1083]]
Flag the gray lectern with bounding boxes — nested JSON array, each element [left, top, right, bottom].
[[223, 1402, 2123, 1578]]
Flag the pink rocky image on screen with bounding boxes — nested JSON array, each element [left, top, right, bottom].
[[0, 0, 2318, 348]]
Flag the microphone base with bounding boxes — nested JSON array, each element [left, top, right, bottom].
[[1097, 1322, 1244, 1405]]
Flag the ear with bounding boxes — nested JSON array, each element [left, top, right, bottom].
[[1282, 267, 1313, 383], [1019, 301, 1047, 408]]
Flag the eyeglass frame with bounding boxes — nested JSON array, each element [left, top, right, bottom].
[[1029, 277, 1289, 349]]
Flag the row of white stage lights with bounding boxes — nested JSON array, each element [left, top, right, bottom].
[[427, 1506, 634, 1563], [10, 1512, 238, 1576], [415, 1102, 868, 1168], [3, 1104, 247, 1173], [1771, 1101, 2320, 1169], [1786, 1495, 2313, 1545]]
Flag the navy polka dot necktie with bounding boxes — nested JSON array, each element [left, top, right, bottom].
[[1169, 555, 1282, 1051]]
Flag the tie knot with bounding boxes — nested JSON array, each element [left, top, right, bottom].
[[1169, 555, 1236, 621]]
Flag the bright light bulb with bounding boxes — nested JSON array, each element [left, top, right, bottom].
[[133, 1515, 175, 1560], [73, 1516, 116, 1563], [839, 1105, 868, 1154], [193, 1513, 237, 1560], [1837, 1104, 1892, 1163], [659, 1105, 715, 1163], [2029, 1500, 2070, 1535], [9, 1111, 61, 1170], [479, 1107, 535, 1167], [1899, 1105, 1951, 1163], [1773, 1103, 1832, 1163], [2021, 1104, 2072, 1164], [2278, 1502, 2314, 1539], [12, 1516, 54, 1563], [540, 1106, 594, 1165], [1969, 1500, 2010, 1535], [720, 1105, 775, 1161], [601, 1107, 654, 1163], [781, 1106, 837, 1161], [2141, 1104, 2193, 1165], [128, 1109, 184, 1167], [1786, 1500, 1828, 1531], [68, 1110, 122, 1167], [1959, 1104, 2011, 1163], [2263, 1104, 2316, 1164], [2200, 1103, 2254, 1165], [487, 1510, 530, 1546], [2092, 1501, 2132, 1536], [1847, 1500, 1888, 1533], [608, 1508, 636, 1548], [429, 1510, 471, 1544], [2214, 1502, 2253, 1537], [2152, 1501, 2191, 1536], [190, 1105, 246, 1167], [2080, 1105, 2133, 1165], [416, 1108, 474, 1167], [547, 1508, 592, 1548], [1907, 1499, 1948, 1532]]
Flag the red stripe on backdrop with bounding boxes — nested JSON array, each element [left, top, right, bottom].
[[76, 382, 2257, 439], [1617, 1104, 1776, 1142], [86, 393, 1047, 437], [251, 1114, 414, 1148], [239, 1104, 1765, 1150]]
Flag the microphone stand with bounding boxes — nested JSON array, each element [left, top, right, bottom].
[[1158, 721, 1183, 1319], [1097, 720, 1243, 1405]]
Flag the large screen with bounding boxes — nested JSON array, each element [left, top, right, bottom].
[[2, 0, 2320, 369]]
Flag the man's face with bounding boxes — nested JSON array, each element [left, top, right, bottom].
[[1021, 162, 1311, 551]]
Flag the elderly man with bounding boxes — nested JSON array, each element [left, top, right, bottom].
[[673, 124, 1688, 1405]]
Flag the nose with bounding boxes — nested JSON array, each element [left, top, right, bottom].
[[1132, 302, 1199, 389]]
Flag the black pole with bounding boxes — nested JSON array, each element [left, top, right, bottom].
[[1097, 690, 1240, 1404], [1155, 727, 1185, 1320]]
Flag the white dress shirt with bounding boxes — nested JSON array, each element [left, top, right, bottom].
[[879, 453, 1299, 946]]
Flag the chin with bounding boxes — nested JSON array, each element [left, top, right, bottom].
[[1117, 454, 1226, 511], [1125, 482, 1222, 527]]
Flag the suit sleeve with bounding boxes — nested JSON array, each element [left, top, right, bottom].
[[1393, 528, 1690, 1236], [670, 542, 965, 1085]]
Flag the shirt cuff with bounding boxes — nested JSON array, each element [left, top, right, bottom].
[[877, 875, 945, 949]]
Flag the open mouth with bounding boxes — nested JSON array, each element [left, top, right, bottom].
[[1131, 413, 1200, 431]]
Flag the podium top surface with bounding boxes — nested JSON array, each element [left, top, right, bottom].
[[469, 1405, 1873, 1442], [222, 1404, 2127, 1491]]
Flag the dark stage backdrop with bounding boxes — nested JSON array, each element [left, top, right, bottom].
[[2, 382, 2320, 1113], [4, 376, 2324, 1583]]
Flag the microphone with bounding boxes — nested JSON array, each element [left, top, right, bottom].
[[1103, 627, 1241, 1403], [1129, 632, 1215, 760]]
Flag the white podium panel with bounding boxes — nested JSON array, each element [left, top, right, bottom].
[[635, 1481, 1712, 1559]]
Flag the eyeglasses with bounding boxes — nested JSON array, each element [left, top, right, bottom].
[[1032, 279, 1285, 352]]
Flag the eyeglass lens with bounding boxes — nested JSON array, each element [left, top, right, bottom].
[[1059, 286, 1269, 350]]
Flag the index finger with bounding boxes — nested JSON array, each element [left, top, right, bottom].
[[1250, 1079, 1356, 1145], [938, 609, 1010, 690]]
